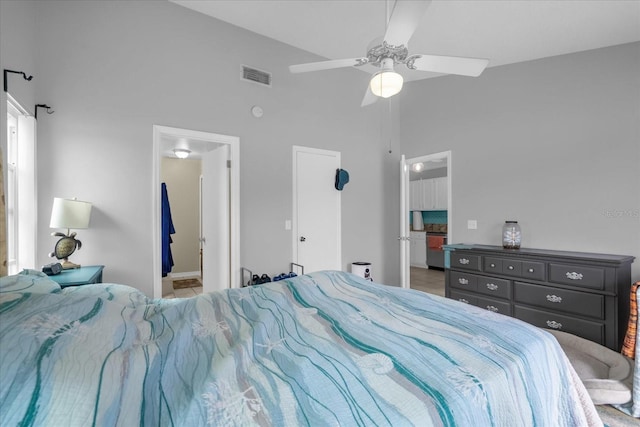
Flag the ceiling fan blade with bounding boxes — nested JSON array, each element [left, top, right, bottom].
[[383, 0, 432, 47], [289, 57, 368, 74], [409, 54, 489, 77], [361, 85, 378, 107]]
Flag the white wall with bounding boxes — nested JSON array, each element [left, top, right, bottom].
[[400, 42, 640, 282], [1, 0, 396, 293]]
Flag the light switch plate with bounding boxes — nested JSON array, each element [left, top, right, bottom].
[[467, 220, 478, 230], [285, 220, 292, 230]]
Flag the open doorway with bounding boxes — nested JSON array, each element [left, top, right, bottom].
[[401, 151, 451, 295], [152, 125, 240, 299]]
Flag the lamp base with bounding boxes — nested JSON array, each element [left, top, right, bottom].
[[61, 259, 81, 269]]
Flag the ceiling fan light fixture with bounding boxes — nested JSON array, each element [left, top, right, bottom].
[[173, 148, 191, 159], [370, 58, 403, 98]]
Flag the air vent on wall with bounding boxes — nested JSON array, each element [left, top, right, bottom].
[[241, 65, 272, 87]]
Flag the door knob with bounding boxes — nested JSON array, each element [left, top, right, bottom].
[[300, 236, 306, 242]]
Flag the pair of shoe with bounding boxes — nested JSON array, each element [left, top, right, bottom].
[[248, 274, 271, 286], [273, 272, 298, 282]]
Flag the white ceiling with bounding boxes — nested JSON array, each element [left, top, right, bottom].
[[171, 0, 640, 82]]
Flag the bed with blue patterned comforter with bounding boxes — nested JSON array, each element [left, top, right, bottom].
[[1, 269, 601, 426]]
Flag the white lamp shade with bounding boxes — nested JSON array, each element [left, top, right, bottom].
[[50, 198, 92, 229], [370, 71, 404, 98]]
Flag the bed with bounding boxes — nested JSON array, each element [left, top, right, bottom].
[[0, 269, 601, 426]]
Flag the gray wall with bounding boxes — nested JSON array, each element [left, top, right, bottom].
[[1, 0, 398, 294], [0, 0, 38, 205], [400, 42, 640, 282]]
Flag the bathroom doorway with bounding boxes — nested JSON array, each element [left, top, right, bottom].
[[152, 125, 240, 298]]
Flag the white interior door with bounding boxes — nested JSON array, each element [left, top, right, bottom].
[[293, 146, 341, 273], [400, 155, 410, 288], [201, 144, 230, 292]]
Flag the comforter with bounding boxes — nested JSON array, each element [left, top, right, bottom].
[[0, 270, 601, 426]]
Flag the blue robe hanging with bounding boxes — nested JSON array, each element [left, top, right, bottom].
[[161, 182, 176, 277]]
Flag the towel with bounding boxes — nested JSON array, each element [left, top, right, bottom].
[[161, 183, 176, 277], [621, 282, 639, 359]]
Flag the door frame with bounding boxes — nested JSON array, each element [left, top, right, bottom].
[[401, 150, 452, 289], [152, 125, 240, 298], [292, 145, 341, 273]]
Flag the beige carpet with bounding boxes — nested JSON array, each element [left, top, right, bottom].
[[172, 278, 201, 289]]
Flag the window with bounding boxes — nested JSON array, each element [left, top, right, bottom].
[[6, 95, 36, 274]]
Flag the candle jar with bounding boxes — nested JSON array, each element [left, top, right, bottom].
[[502, 221, 521, 249]]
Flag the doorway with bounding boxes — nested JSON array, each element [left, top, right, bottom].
[[292, 146, 341, 273], [400, 150, 452, 290], [152, 125, 240, 299]]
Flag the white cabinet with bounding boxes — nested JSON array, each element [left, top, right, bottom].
[[410, 231, 427, 268], [410, 177, 448, 211], [417, 177, 448, 210], [410, 180, 423, 211], [433, 177, 448, 210]]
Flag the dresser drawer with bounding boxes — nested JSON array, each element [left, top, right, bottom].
[[514, 282, 604, 319], [514, 305, 604, 345], [484, 257, 503, 274], [521, 261, 545, 281], [449, 271, 478, 292], [450, 252, 481, 271], [450, 290, 477, 306], [477, 296, 511, 316], [449, 290, 510, 315], [484, 256, 521, 275], [549, 263, 605, 290], [501, 260, 522, 277], [484, 257, 546, 282], [477, 276, 510, 299]]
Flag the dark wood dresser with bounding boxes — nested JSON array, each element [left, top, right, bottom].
[[444, 245, 634, 351]]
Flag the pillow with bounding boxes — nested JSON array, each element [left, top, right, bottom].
[[0, 269, 62, 294]]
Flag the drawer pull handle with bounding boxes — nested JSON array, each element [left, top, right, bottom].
[[486, 305, 499, 313], [458, 278, 469, 285], [546, 320, 563, 330], [489, 263, 496, 268], [566, 272, 583, 280], [486, 283, 498, 291], [508, 265, 515, 270], [459, 258, 470, 265], [528, 268, 534, 273], [546, 294, 563, 303], [459, 298, 469, 304]]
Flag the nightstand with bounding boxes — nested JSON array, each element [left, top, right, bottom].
[[49, 265, 104, 288]]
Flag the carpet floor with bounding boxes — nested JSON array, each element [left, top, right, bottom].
[[172, 278, 201, 289]]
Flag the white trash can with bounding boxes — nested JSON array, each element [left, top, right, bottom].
[[351, 262, 372, 281]]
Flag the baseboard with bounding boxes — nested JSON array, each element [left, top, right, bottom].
[[170, 271, 201, 280]]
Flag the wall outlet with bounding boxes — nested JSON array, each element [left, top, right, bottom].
[[467, 220, 478, 230]]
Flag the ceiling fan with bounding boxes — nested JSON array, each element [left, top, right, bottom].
[[289, 0, 489, 107]]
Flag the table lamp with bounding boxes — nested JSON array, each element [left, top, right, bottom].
[[49, 197, 92, 269]]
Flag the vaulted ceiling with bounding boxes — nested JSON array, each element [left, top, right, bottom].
[[171, 0, 640, 81]]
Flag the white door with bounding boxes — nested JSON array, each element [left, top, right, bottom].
[[400, 155, 410, 288], [293, 146, 341, 273], [201, 144, 230, 292]]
